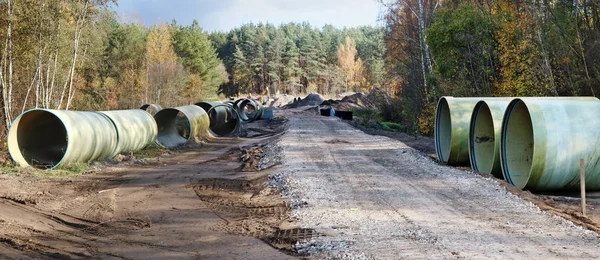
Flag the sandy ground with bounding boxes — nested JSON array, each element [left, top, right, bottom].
[[1, 107, 600, 259], [274, 108, 600, 259], [0, 119, 296, 259]]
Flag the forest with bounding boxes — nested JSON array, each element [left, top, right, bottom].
[[1, 0, 600, 143], [381, 0, 600, 134]]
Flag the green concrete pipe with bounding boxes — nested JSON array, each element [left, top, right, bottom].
[[7, 109, 118, 169], [435, 97, 484, 165], [500, 97, 600, 191], [154, 105, 209, 148], [206, 104, 240, 136], [468, 99, 512, 178], [99, 110, 158, 157], [140, 104, 162, 115], [195, 102, 225, 124], [237, 98, 264, 122], [194, 101, 236, 136]]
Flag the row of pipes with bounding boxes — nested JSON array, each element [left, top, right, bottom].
[[7, 98, 268, 170], [435, 96, 600, 192]]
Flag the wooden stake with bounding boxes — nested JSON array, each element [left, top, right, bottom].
[[580, 158, 587, 216]]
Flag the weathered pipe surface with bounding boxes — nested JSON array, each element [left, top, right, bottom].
[[207, 104, 240, 136], [99, 110, 158, 157], [154, 105, 209, 148], [468, 99, 512, 178], [237, 98, 264, 122], [7, 109, 117, 169], [140, 104, 162, 115], [500, 97, 600, 191], [435, 97, 484, 166], [195, 101, 228, 133]]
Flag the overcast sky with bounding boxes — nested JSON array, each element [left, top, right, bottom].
[[111, 0, 384, 32]]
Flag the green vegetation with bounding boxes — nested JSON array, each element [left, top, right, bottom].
[[210, 23, 390, 97], [380, 122, 406, 133], [354, 108, 408, 133], [382, 0, 600, 135], [132, 143, 170, 159], [2, 0, 596, 167], [1, 162, 92, 178], [353, 109, 382, 129]]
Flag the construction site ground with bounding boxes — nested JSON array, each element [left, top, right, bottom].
[[0, 107, 599, 259]]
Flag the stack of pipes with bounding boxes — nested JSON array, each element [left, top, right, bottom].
[[435, 96, 600, 191]]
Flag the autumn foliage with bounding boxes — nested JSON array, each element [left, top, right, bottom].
[[382, 0, 600, 135]]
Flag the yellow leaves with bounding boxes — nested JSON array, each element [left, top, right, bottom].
[[336, 36, 367, 92], [146, 23, 177, 67]]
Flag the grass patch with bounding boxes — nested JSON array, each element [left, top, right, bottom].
[[353, 109, 408, 133], [380, 121, 407, 132], [133, 143, 169, 159], [1, 162, 92, 178]]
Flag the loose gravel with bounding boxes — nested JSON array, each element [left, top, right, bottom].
[[270, 111, 600, 259]]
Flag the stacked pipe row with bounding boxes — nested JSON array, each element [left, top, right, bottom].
[[8, 109, 158, 170], [8, 98, 271, 169], [435, 96, 600, 192]]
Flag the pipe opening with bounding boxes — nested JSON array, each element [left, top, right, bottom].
[[208, 104, 239, 136], [154, 109, 192, 148], [14, 110, 68, 169], [238, 99, 258, 122], [470, 103, 495, 173], [435, 98, 452, 162], [502, 101, 534, 188]]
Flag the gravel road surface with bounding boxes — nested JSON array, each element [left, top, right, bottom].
[[273, 110, 600, 259]]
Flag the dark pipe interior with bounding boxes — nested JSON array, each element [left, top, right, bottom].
[[16, 110, 68, 169], [208, 105, 239, 136]]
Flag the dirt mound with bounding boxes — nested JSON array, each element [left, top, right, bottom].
[[320, 89, 392, 112], [285, 93, 324, 108], [271, 94, 296, 108], [365, 88, 393, 108]]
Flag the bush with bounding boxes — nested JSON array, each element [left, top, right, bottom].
[[416, 102, 436, 137], [353, 109, 382, 128], [380, 121, 406, 132]]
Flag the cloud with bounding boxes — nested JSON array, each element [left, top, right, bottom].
[[113, 0, 382, 31]]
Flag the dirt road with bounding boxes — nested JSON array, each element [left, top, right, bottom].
[[275, 110, 600, 259], [1, 108, 600, 259], [0, 120, 296, 259]]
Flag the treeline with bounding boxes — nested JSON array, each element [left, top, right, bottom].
[[209, 23, 392, 97], [381, 0, 600, 135], [0, 0, 227, 137]]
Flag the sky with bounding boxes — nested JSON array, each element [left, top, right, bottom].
[[111, 0, 384, 32]]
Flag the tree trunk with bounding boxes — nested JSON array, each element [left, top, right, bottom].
[[2, 0, 15, 130], [58, 0, 88, 110]]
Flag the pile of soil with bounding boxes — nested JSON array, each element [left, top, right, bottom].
[[321, 89, 393, 112], [270, 94, 296, 108], [285, 93, 324, 109]]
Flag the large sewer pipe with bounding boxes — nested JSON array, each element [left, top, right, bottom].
[[500, 97, 600, 191], [236, 98, 264, 122], [195, 101, 240, 136], [468, 99, 512, 178], [140, 104, 162, 115], [207, 104, 240, 136], [7, 109, 118, 169], [435, 97, 485, 165], [154, 105, 209, 148], [98, 110, 158, 157]]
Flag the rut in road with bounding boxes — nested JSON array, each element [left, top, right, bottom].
[[275, 112, 600, 259]]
